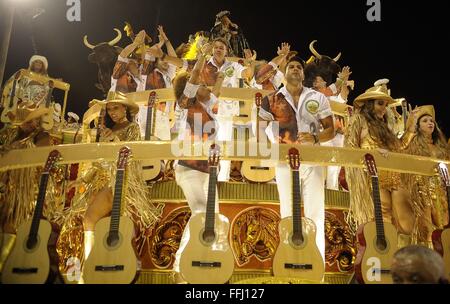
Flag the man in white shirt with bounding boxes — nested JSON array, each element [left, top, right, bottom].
[[258, 56, 335, 261]]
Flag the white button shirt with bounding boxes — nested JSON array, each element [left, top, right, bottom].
[[259, 86, 333, 144]]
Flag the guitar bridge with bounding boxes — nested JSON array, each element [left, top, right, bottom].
[[284, 263, 313, 270], [192, 261, 222, 268], [250, 166, 270, 171], [12, 267, 38, 274], [372, 269, 391, 275], [95, 265, 124, 271]]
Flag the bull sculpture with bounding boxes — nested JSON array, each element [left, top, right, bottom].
[[83, 28, 122, 95], [304, 40, 342, 88]]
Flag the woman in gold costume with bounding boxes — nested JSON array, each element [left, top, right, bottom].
[[345, 82, 416, 245], [56, 92, 163, 280], [0, 106, 59, 270], [403, 105, 449, 247]]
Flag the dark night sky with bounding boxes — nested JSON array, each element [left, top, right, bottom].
[[2, 0, 450, 133]]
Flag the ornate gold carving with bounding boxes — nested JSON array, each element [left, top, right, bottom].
[[231, 207, 280, 266], [149, 207, 191, 269], [324, 211, 356, 272]]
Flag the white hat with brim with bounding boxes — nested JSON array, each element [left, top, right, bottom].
[[67, 112, 80, 122], [29, 55, 48, 70]]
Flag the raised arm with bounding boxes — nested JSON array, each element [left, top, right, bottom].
[[212, 72, 225, 97], [158, 26, 177, 57], [119, 30, 146, 58]]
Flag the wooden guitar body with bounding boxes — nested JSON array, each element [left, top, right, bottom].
[[179, 213, 234, 284], [2, 220, 51, 284], [355, 221, 398, 284], [273, 216, 324, 281], [83, 216, 137, 284]]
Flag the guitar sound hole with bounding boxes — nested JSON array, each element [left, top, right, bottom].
[[107, 233, 119, 247], [376, 238, 387, 250], [26, 237, 37, 250], [292, 234, 304, 246], [202, 230, 216, 244]]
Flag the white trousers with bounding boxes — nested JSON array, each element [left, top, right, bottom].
[[322, 133, 344, 190], [216, 100, 239, 182], [276, 163, 325, 261], [172, 165, 219, 272]]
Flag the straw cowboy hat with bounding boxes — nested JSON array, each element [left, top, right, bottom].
[[29, 55, 48, 70], [416, 105, 435, 120], [12, 105, 50, 126], [353, 78, 395, 108], [90, 91, 139, 115]]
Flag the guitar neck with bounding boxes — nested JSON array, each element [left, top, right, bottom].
[[28, 173, 50, 240], [109, 169, 125, 233], [292, 170, 303, 237], [205, 166, 218, 232], [371, 176, 386, 240], [255, 106, 260, 143], [144, 107, 153, 141]]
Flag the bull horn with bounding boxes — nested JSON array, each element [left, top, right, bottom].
[[108, 28, 122, 46], [309, 40, 322, 59], [83, 35, 95, 49], [333, 52, 342, 62]]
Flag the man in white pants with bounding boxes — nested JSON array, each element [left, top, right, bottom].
[[169, 48, 226, 283], [258, 57, 335, 262]]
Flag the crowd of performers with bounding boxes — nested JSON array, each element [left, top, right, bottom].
[[0, 10, 449, 283]]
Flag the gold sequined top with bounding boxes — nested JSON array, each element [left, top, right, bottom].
[[404, 134, 449, 245], [344, 113, 415, 228]]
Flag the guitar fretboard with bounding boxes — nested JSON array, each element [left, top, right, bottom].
[[292, 169, 303, 238], [109, 169, 125, 234], [205, 166, 218, 233], [144, 104, 153, 141], [371, 176, 386, 242], [28, 173, 50, 243]]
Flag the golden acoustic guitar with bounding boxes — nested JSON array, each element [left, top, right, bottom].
[[179, 144, 235, 284], [2, 150, 61, 284], [1, 71, 21, 123], [83, 146, 138, 284], [354, 153, 398, 284], [272, 148, 324, 281], [141, 91, 163, 182], [432, 162, 450, 280], [240, 92, 276, 183]]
